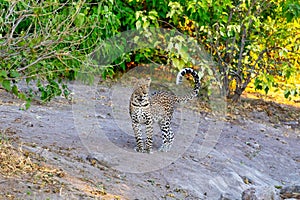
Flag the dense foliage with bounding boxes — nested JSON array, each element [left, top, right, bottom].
[[0, 0, 299, 106]]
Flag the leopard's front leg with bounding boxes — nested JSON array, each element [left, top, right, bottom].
[[132, 121, 144, 152]]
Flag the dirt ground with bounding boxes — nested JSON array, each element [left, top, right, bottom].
[[0, 78, 299, 199]]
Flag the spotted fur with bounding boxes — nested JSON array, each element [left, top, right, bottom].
[[129, 68, 200, 153]]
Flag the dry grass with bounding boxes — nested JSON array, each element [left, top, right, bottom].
[[0, 129, 65, 198], [0, 129, 124, 199], [0, 134, 34, 177]]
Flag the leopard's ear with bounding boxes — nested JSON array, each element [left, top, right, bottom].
[[129, 76, 139, 85], [145, 77, 151, 86]]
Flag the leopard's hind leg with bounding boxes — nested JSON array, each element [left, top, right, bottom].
[[145, 115, 154, 153], [158, 119, 174, 152]]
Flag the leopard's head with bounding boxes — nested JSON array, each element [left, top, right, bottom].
[[132, 77, 151, 103]]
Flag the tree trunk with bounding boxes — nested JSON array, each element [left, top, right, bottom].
[[231, 87, 244, 102]]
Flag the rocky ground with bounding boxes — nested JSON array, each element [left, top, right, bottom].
[[0, 78, 299, 199]]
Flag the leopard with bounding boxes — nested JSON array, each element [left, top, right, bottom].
[[129, 68, 200, 153]]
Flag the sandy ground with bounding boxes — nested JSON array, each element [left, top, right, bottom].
[[0, 79, 299, 199]]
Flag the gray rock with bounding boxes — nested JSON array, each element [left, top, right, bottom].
[[219, 193, 239, 200], [242, 188, 258, 200], [242, 186, 280, 200]]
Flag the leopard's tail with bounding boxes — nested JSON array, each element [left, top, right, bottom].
[[176, 68, 200, 103]]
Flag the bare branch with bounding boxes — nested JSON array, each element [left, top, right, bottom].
[[6, 14, 34, 45], [237, 24, 248, 73], [5, 2, 17, 19], [17, 51, 56, 72]]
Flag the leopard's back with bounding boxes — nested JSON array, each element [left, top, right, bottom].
[[150, 91, 177, 122]]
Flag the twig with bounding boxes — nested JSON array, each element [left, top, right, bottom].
[[16, 51, 56, 72], [6, 11, 37, 44]]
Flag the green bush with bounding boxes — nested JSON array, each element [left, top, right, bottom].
[[0, 0, 124, 106], [0, 0, 299, 106]]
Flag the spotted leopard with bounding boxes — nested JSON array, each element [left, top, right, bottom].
[[129, 68, 200, 153]]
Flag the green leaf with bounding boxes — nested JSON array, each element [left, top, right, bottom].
[[178, 46, 189, 63], [207, 68, 214, 76], [12, 85, 18, 95], [143, 20, 150, 29], [120, 62, 126, 71], [136, 20, 141, 30], [254, 78, 263, 90], [2, 80, 11, 91], [10, 70, 20, 78], [25, 100, 31, 110], [74, 13, 85, 27], [284, 89, 291, 98], [172, 58, 185, 70], [0, 70, 7, 78], [18, 92, 26, 100], [274, 185, 282, 189], [264, 85, 269, 94]]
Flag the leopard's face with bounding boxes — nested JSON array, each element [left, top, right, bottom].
[[131, 77, 151, 106]]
